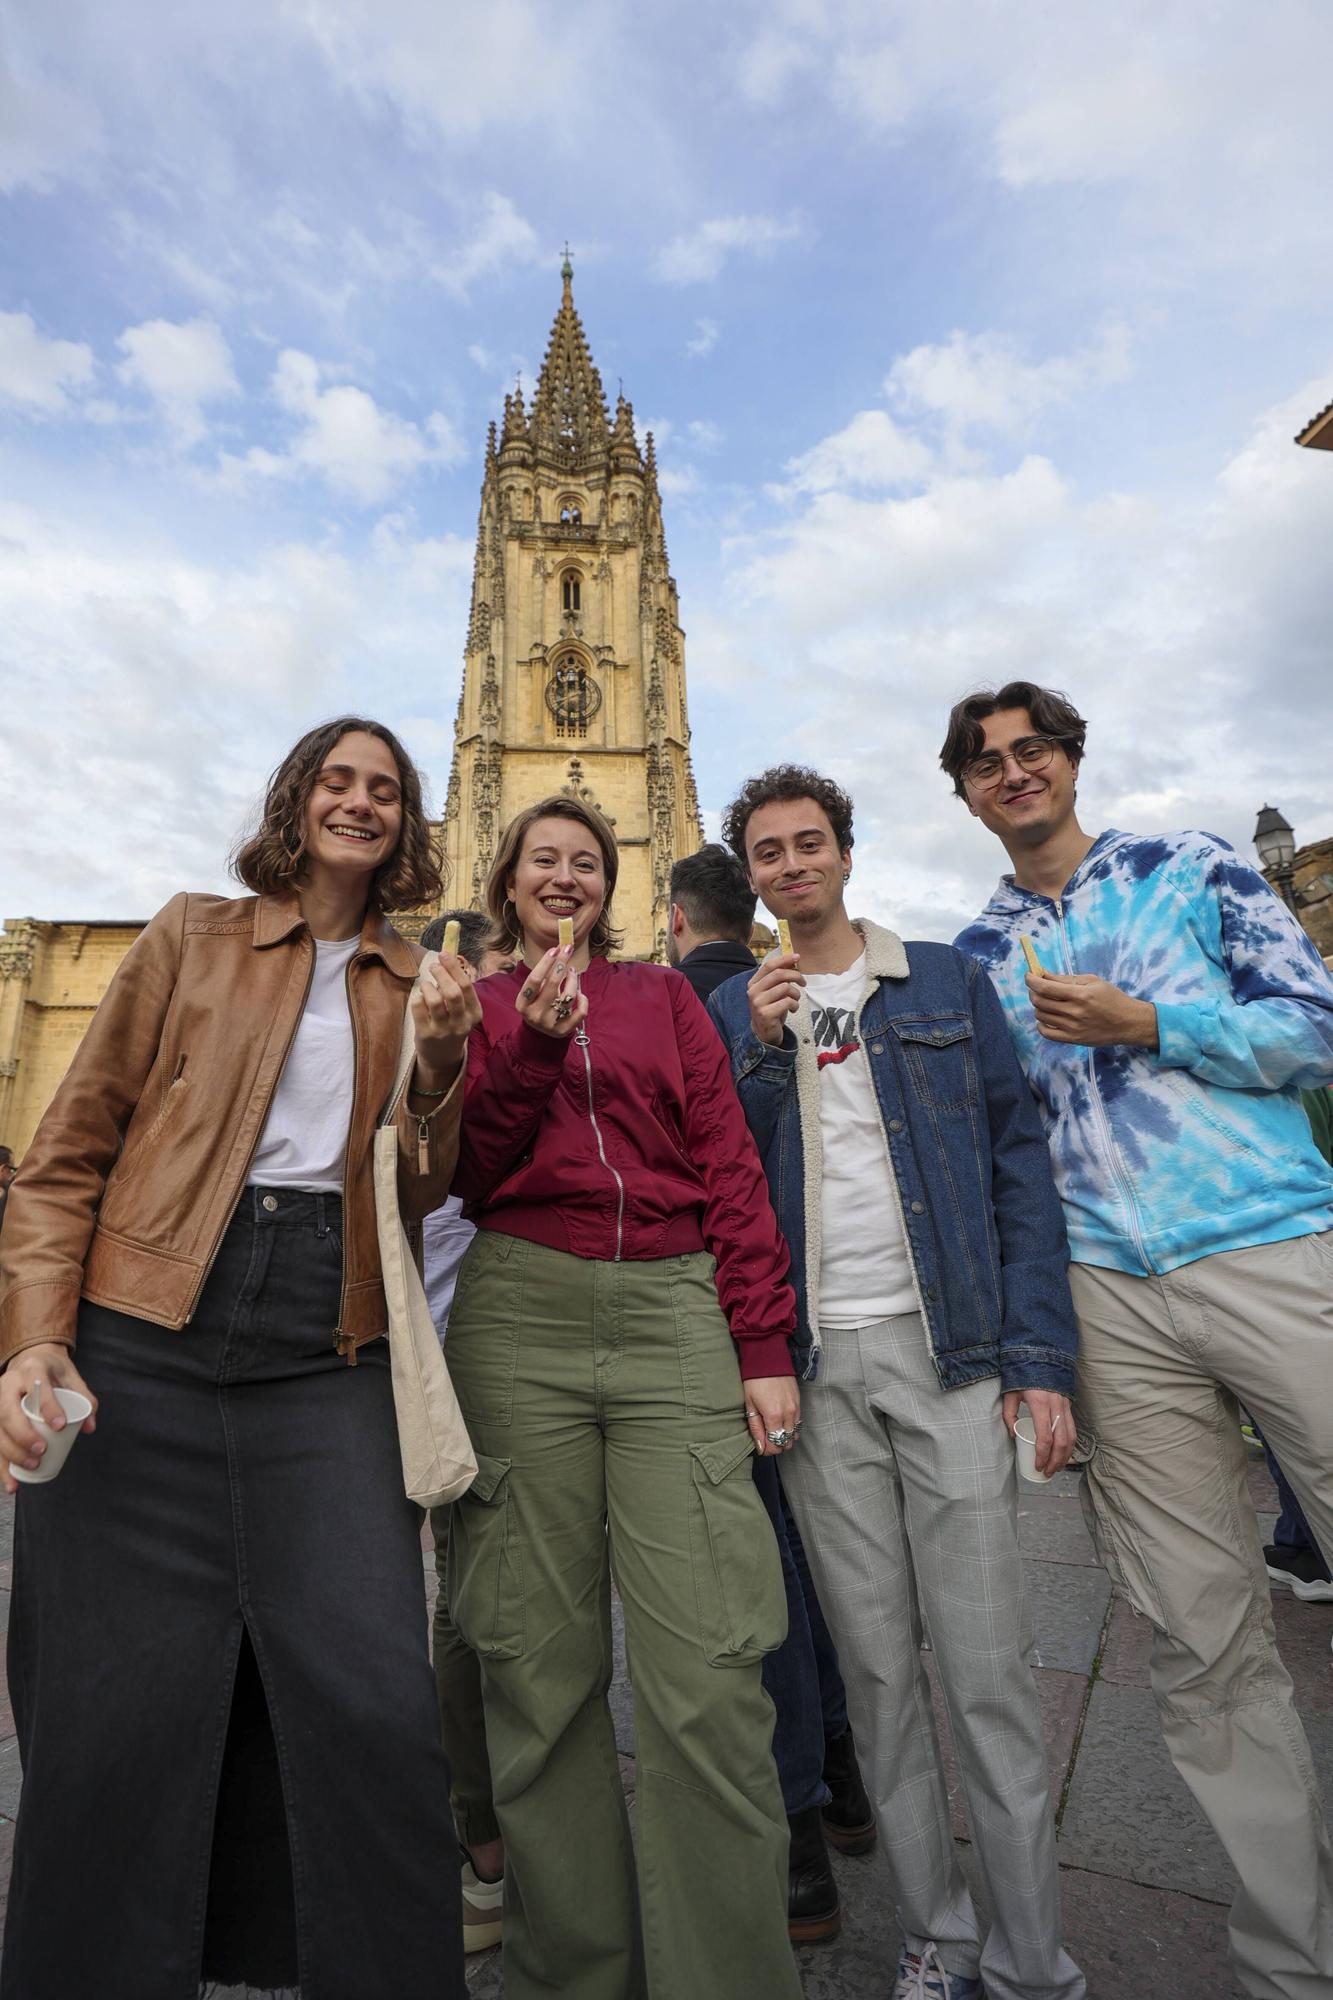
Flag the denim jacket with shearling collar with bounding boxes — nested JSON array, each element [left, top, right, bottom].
[[707, 918, 1078, 1394]]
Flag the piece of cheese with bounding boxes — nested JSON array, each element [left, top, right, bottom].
[[442, 919, 460, 957], [776, 918, 793, 956], [1019, 933, 1045, 978], [558, 916, 575, 952]]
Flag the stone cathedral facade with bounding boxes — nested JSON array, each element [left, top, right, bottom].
[[438, 260, 704, 959]]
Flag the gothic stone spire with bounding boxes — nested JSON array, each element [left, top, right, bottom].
[[530, 257, 610, 466]]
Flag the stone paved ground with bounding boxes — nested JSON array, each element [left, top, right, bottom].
[[0, 1455, 1329, 1997]]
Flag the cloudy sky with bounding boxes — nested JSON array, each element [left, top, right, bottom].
[[4, 0, 1332, 941]]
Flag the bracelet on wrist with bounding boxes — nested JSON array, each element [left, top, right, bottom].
[[411, 1083, 451, 1098]]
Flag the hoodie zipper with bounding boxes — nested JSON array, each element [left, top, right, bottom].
[[575, 1022, 625, 1261]]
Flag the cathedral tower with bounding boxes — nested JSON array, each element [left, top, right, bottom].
[[440, 258, 704, 958]]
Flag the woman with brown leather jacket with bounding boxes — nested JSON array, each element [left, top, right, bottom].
[[0, 717, 479, 2000], [444, 793, 804, 2000]]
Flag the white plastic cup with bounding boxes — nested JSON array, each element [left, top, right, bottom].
[[1014, 1414, 1051, 1485], [8, 1386, 93, 1485]]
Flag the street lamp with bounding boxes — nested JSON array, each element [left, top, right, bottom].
[[1254, 804, 1298, 913]]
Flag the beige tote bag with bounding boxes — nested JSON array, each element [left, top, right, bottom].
[[372, 959, 477, 1507]]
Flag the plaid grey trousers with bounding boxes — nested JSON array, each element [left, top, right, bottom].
[[782, 1312, 1084, 2000]]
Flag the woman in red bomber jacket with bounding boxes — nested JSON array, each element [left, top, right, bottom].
[[443, 793, 804, 2000]]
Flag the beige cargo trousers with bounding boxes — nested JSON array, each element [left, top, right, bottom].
[[443, 1231, 802, 2000], [1070, 1232, 1333, 2000]]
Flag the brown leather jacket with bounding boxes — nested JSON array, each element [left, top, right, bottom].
[[0, 890, 462, 1370]]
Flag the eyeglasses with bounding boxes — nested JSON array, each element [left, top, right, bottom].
[[961, 735, 1067, 791]]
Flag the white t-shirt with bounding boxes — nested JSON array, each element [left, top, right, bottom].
[[423, 1197, 476, 1347], [248, 935, 359, 1194], [803, 954, 917, 1326]]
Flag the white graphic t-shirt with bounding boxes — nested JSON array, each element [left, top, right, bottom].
[[803, 954, 917, 1327]]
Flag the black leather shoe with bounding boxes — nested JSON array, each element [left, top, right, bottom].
[[821, 1726, 877, 1855], [787, 1804, 841, 1943]]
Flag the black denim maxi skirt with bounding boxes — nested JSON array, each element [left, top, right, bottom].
[[2, 1188, 464, 2000]]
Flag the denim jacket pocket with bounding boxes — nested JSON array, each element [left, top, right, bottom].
[[687, 1435, 787, 1667], [888, 1014, 978, 1112]]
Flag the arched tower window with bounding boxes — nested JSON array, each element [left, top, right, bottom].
[[561, 570, 582, 614], [544, 653, 602, 738], [558, 496, 583, 526]]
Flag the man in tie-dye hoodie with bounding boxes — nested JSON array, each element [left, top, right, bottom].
[[947, 680, 1333, 2000]]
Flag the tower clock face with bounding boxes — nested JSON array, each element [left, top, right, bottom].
[[545, 656, 602, 737]]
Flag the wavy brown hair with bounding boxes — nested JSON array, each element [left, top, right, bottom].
[[485, 795, 623, 959], [232, 716, 445, 910], [722, 764, 855, 862]]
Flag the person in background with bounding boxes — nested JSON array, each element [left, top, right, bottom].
[[710, 766, 1085, 2000], [946, 679, 1333, 1999], [446, 794, 804, 2000], [0, 717, 476, 2000], [418, 907, 514, 1955], [669, 843, 875, 1943], [0, 1147, 14, 1236]]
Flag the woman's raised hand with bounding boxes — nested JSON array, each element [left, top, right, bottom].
[[0, 1344, 98, 1497], [516, 947, 588, 1041], [411, 951, 482, 1092]]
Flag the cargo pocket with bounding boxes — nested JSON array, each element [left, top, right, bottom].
[[447, 1453, 525, 1659], [688, 1434, 787, 1667]]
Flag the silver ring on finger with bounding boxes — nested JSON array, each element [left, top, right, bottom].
[[766, 1426, 793, 1448], [553, 995, 573, 1021]]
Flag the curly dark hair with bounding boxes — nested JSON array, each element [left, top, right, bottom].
[[484, 795, 624, 959], [939, 681, 1087, 798], [721, 765, 855, 863], [231, 716, 445, 910]]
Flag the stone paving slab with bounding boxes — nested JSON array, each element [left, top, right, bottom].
[[1098, 1594, 1154, 1688], [1015, 1473, 1099, 1568], [1023, 1557, 1111, 1674], [1059, 1679, 1333, 1904], [1055, 1863, 1246, 1997]]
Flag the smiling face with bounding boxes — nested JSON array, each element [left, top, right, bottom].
[[744, 796, 850, 929], [507, 813, 607, 956], [963, 706, 1080, 851], [300, 730, 404, 890]]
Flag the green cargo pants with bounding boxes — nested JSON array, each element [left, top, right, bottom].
[[445, 1232, 801, 2000]]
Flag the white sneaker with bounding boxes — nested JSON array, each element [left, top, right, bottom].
[[460, 1853, 503, 1954], [891, 1942, 983, 2000]]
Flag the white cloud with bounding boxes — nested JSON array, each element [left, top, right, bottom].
[[217, 348, 464, 505], [687, 419, 724, 452], [655, 213, 802, 284], [435, 192, 540, 298], [702, 361, 1333, 942], [686, 318, 719, 358], [290, 0, 611, 147], [886, 322, 1132, 445], [777, 409, 934, 495], [0, 311, 96, 414], [0, 45, 102, 193], [0, 497, 473, 913], [116, 317, 241, 446]]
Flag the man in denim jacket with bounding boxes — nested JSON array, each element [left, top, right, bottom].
[[708, 765, 1085, 2000], [948, 680, 1333, 2000]]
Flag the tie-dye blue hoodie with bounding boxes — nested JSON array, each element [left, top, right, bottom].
[[955, 829, 1333, 1276]]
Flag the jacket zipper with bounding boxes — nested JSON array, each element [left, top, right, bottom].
[[575, 1023, 624, 1261], [1050, 896, 1153, 1275], [183, 944, 317, 1324]]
